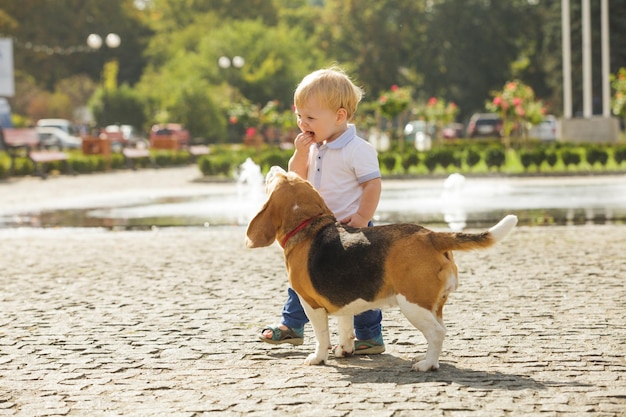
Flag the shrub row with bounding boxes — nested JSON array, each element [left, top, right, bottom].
[[2, 141, 626, 179], [378, 142, 626, 175], [0, 149, 197, 179]]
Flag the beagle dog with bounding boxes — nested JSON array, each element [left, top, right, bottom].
[[246, 167, 517, 371]]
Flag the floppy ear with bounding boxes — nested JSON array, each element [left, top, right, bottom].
[[245, 201, 277, 248]]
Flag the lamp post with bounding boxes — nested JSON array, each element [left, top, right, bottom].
[[218, 56, 244, 142], [87, 33, 121, 127]]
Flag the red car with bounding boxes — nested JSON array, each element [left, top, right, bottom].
[[149, 123, 190, 149]]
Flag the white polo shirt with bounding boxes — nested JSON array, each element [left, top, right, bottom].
[[306, 124, 381, 220]]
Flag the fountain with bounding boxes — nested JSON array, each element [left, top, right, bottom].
[[236, 158, 265, 224], [441, 173, 467, 231]]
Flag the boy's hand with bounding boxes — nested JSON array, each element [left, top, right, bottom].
[[294, 131, 314, 152], [340, 213, 368, 228]]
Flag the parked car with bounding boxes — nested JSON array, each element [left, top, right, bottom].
[[101, 124, 147, 149], [466, 113, 502, 138], [528, 115, 557, 141], [442, 122, 465, 139], [149, 123, 190, 149], [403, 120, 432, 151], [36, 118, 82, 149]]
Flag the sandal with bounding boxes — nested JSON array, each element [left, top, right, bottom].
[[259, 325, 304, 346], [354, 335, 385, 355]]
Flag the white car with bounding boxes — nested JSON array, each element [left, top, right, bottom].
[[36, 118, 83, 149], [528, 115, 557, 141]]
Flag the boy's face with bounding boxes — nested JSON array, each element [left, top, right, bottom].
[[295, 97, 347, 144]]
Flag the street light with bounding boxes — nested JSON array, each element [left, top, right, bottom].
[[218, 56, 245, 142], [86, 33, 121, 50], [218, 55, 244, 70], [87, 33, 121, 128]]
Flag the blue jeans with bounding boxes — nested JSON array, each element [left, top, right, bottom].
[[282, 287, 383, 340]]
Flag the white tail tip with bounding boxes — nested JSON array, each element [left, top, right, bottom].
[[489, 215, 518, 242]]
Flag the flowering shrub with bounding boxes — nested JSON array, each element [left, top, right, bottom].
[[610, 68, 626, 119], [419, 97, 459, 126], [378, 85, 411, 120], [487, 80, 545, 138], [414, 97, 459, 140]]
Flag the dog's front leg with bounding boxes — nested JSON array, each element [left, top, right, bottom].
[[332, 315, 355, 357], [299, 299, 330, 366]]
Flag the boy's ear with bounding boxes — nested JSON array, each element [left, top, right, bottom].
[[336, 107, 348, 123]]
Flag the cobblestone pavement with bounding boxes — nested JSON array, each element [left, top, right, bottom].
[[0, 222, 624, 416]]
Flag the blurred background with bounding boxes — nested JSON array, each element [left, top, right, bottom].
[[0, 0, 625, 145]]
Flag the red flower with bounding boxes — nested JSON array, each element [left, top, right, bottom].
[[391, 85, 399, 92], [229, 116, 238, 124], [428, 97, 437, 106], [512, 97, 522, 106], [493, 96, 502, 106]]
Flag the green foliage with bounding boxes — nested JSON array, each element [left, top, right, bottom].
[[545, 150, 558, 168], [0, 157, 7, 179], [401, 152, 419, 173], [465, 148, 481, 168], [485, 147, 506, 171], [585, 147, 609, 167], [380, 153, 398, 174], [614, 145, 626, 165], [610, 68, 626, 119], [90, 84, 146, 129], [520, 150, 534, 171], [561, 149, 581, 169], [197, 154, 236, 177], [423, 152, 438, 173], [257, 148, 292, 173]]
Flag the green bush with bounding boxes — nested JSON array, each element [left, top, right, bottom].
[[198, 154, 235, 177], [615, 145, 626, 165], [465, 148, 481, 169], [258, 148, 291, 172], [585, 146, 609, 167], [401, 152, 419, 173], [545, 150, 558, 168], [561, 149, 581, 169], [380, 153, 397, 173], [520, 150, 534, 171], [422, 151, 438, 173], [485, 147, 506, 171]]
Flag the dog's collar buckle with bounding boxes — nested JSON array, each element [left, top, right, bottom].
[[280, 214, 321, 248]]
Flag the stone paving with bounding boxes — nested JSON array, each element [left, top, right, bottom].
[[0, 222, 624, 416], [0, 168, 625, 416]]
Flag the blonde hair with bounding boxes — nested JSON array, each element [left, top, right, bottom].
[[294, 67, 364, 120]]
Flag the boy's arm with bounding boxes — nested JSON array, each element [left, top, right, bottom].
[[288, 131, 312, 178], [340, 177, 382, 227], [288, 150, 309, 179]]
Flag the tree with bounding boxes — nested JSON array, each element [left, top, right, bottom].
[[0, 0, 151, 90], [315, 0, 429, 98]]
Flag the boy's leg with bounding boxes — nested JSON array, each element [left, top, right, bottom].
[[259, 287, 308, 344], [281, 287, 309, 329], [353, 309, 385, 354]]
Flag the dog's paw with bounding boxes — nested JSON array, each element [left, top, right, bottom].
[[304, 352, 327, 366], [412, 359, 440, 372], [332, 344, 354, 358]]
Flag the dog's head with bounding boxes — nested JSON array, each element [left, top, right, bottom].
[[245, 166, 332, 248]]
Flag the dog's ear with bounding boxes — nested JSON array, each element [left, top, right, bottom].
[[245, 201, 276, 248]]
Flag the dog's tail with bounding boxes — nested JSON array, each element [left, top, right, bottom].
[[432, 215, 518, 252]]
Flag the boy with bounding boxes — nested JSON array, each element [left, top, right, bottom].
[[259, 67, 384, 354]]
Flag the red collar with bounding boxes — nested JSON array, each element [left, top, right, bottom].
[[280, 214, 321, 248]]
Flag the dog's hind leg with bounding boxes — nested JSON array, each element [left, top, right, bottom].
[[332, 315, 355, 357], [299, 299, 330, 366], [397, 295, 446, 372]]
